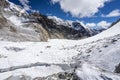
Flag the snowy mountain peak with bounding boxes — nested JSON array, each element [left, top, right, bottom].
[[0, 0, 97, 42], [0, 0, 120, 80]]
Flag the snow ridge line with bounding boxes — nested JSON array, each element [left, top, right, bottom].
[[0, 62, 81, 73]]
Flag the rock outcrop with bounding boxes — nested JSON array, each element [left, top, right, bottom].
[[115, 63, 120, 73], [0, 0, 9, 8], [0, 0, 96, 42]]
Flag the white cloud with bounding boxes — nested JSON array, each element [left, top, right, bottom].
[[48, 16, 63, 22], [102, 9, 120, 17], [19, 0, 31, 10], [86, 23, 96, 28], [51, 0, 111, 18], [85, 21, 111, 29], [51, 0, 61, 4], [97, 21, 111, 28]]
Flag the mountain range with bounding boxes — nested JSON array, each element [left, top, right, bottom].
[[0, 0, 106, 42], [0, 0, 120, 80]]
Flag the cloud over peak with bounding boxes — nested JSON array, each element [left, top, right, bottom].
[[51, 0, 111, 18], [86, 21, 111, 29], [102, 9, 120, 17], [19, 0, 31, 10]]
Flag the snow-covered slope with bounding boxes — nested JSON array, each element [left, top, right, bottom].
[[0, 0, 49, 42], [0, 0, 120, 80], [0, 20, 120, 80], [90, 21, 120, 40], [76, 63, 120, 80], [0, 0, 96, 42]]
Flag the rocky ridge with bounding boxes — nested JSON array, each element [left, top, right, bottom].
[[0, 0, 97, 42]]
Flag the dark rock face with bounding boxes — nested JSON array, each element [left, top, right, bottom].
[[0, 0, 10, 29], [0, 1, 95, 41], [31, 12, 92, 40], [115, 63, 120, 73], [0, 12, 8, 29], [0, 0, 9, 8], [5, 72, 80, 80], [100, 75, 113, 80], [72, 22, 86, 32], [58, 72, 80, 80], [33, 72, 80, 80]]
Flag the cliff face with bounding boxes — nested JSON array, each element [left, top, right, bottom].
[[0, 0, 9, 8], [0, 0, 9, 29], [0, 0, 95, 42], [0, 12, 7, 29], [30, 12, 93, 40]]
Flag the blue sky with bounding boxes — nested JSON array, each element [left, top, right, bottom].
[[9, 0, 120, 28]]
